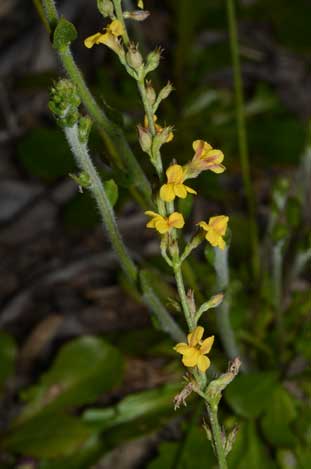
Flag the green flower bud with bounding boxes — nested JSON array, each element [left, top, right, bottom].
[[137, 124, 152, 153], [146, 81, 156, 105], [78, 115, 93, 143], [145, 48, 161, 74], [126, 44, 144, 70], [97, 0, 114, 17], [158, 81, 173, 101], [49, 79, 81, 127]]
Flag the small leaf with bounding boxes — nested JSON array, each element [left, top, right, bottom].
[[5, 414, 90, 458], [225, 372, 278, 418], [53, 17, 78, 51], [83, 383, 180, 432], [0, 333, 17, 391], [103, 179, 119, 207], [17, 337, 123, 424]]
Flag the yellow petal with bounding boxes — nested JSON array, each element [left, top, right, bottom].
[[168, 212, 185, 229], [96, 32, 111, 45], [209, 215, 229, 236], [166, 131, 174, 142], [188, 326, 204, 347], [160, 183, 175, 202], [197, 354, 211, 372], [185, 185, 197, 195], [197, 221, 209, 231], [154, 218, 169, 234], [174, 184, 187, 199], [108, 19, 124, 37], [146, 219, 156, 228], [145, 210, 160, 218], [182, 348, 200, 367], [200, 335, 214, 354], [206, 149, 224, 164], [174, 343, 190, 355], [217, 236, 226, 250], [192, 140, 212, 153], [210, 164, 226, 174], [166, 164, 184, 184], [84, 32, 102, 48], [205, 229, 220, 247]]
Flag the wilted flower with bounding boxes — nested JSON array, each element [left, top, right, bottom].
[[184, 140, 226, 179]]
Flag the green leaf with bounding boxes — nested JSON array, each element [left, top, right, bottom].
[[225, 372, 278, 418], [17, 337, 123, 424], [0, 333, 17, 391], [261, 386, 297, 447], [103, 179, 119, 207], [83, 383, 180, 432], [228, 421, 277, 469], [53, 17, 77, 51], [18, 128, 75, 181], [5, 414, 90, 458]]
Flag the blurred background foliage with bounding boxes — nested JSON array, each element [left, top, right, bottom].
[[0, 0, 310, 468]]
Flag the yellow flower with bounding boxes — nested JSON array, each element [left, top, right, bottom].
[[145, 210, 185, 234], [144, 115, 174, 143], [174, 326, 214, 372], [160, 164, 197, 202], [84, 19, 124, 49], [197, 215, 229, 250], [184, 140, 225, 179]]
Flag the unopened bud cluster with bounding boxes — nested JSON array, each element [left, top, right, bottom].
[[49, 80, 81, 127]]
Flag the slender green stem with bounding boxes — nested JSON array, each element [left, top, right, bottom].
[[226, 0, 260, 281], [174, 264, 195, 330], [33, 0, 50, 31], [113, 0, 130, 45], [41, 0, 152, 206], [65, 125, 138, 283], [205, 402, 228, 469]]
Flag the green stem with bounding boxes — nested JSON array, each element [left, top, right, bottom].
[[65, 124, 138, 284], [226, 0, 260, 281], [113, 0, 130, 45], [65, 124, 185, 342], [174, 264, 195, 330], [41, 0, 152, 206], [205, 402, 228, 469]]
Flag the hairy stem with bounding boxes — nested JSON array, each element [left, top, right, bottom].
[[206, 402, 228, 469], [174, 264, 195, 330], [226, 0, 260, 281], [65, 124, 184, 342], [41, 0, 152, 206], [65, 125, 138, 283]]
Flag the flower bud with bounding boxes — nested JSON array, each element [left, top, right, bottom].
[[158, 81, 173, 101], [49, 79, 81, 127], [97, 0, 114, 17], [137, 124, 152, 153], [195, 293, 224, 321], [145, 48, 161, 74], [78, 115, 92, 143], [126, 44, 144, 70], [146, 81, 156, 106], [123, 10, 150, 21]]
